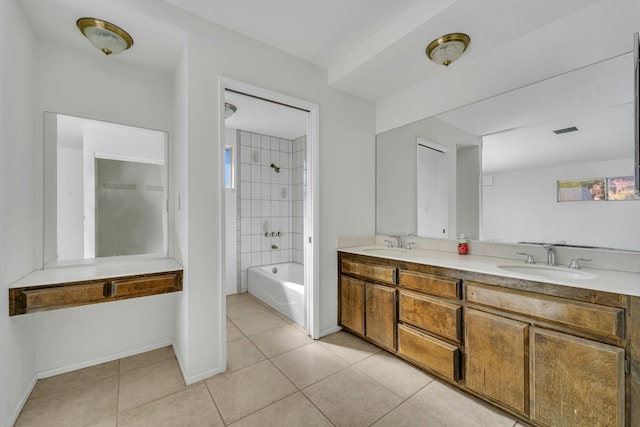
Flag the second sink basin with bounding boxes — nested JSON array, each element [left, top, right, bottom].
[[498, 265, 596, 280]]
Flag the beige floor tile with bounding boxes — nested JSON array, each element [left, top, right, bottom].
[[304, 365, 403, 426], [120, 346, 175, 373], [206, 360, 297, 424], [227, 320, 245, 342], [229, 392, 332, 427], [372, 402, 444, 426], [271, 342, 351, 388], [227, 337, 267, 372], [232, 311, 288, 335], [355, 351, 435, 399], [227, 300, 269, 320], [317, 330, 381, 364], [15, 375, 118, 427], [118, 358, 186, 412], [227, 292, 253, 307], [29, 360, 119, 399], [90, 416, 117, 427], [247, 324, 313, 358], [119, 383, 224, 427], [409, 381, 516, 427]]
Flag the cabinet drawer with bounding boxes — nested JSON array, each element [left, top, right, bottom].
[[399, 270, 460, 299], [467, 282, 624, 340], [111, 273, 180, 299], [341, 259, 396, 285], [397, 323, 459, 381], [16, 282, 108, 313], [399, 290, 461, 342]]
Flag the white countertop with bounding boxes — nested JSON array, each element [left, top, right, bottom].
[[339, 245, 640, 297], [10, 258, 183, 288]]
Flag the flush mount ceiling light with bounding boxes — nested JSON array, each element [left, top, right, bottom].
[[76, 18, 134, 56], [426, 33, 470, 67], [225, 103, 237, 119]]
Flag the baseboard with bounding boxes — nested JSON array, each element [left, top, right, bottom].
[[9, 374, 38, 426], [174, 349, 222, 386], [37, 340, 173, 379], [318, 325, 342, 338]]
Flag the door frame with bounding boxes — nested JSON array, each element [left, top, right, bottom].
[[218, 77, 320, 343]]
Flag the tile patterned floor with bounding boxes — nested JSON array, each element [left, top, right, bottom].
[[15, 293, 530, 426]]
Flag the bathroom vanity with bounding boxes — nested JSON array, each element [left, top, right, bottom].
[[338, 246, 639, 427], [8, 259, 183, 315]]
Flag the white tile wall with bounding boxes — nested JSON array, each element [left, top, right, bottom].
[[236, 130, 306, 291]]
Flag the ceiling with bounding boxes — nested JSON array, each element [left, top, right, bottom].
[[17, 0, 636, 166], [224, 92, 308, 141], [164, 0, 602, 102], [19, 0, 607, 103]]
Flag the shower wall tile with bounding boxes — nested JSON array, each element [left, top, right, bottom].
[[235, 130, 306, 290]]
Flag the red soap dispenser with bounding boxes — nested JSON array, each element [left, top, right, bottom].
[[457, 234, 469, 255]]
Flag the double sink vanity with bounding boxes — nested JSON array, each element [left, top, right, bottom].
[[338, 241, 639, 427]]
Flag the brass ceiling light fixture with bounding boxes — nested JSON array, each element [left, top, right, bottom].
[[76, 17, 134, 56], [426, 33, 470, 67]]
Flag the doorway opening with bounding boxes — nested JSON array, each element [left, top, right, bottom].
[[219, 79, 319, 361]]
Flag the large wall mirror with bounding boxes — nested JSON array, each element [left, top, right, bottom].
[[376, 51, 640, 252], [44, 113, 168, 267]]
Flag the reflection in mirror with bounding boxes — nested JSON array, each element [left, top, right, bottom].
[[376, 52, 640, 252], [417, 139, 449, 238], [44, 113, 168, 266]]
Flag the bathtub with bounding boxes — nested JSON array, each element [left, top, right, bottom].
[[248, 262, 304, 327]]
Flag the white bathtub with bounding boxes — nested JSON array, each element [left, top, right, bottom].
[[248, 262, 304, 327]]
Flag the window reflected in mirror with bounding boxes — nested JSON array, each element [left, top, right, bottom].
[[45, 113, 168, 266]]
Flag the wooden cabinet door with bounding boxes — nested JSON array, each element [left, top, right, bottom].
[[530, 327, 625, 427], [465, 308, 528, 415], [365, 282, 396, 351], [340, 276, 365, 335]]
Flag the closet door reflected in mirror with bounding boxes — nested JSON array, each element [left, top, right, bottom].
[[44, 113, 168, 266]]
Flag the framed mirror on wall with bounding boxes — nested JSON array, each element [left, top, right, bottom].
[[376, 49, 640, 252], [44, 113, 169, 267]]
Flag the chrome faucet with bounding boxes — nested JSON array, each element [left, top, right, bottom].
[[389, 235, 403, 248], [542, 244, 557, 266]]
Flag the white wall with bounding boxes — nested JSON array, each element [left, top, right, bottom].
[[159, 15, 376, 380], [0, 1, 38, 426], [32, 39, 177, 375], [482, 159, 640, 250], [171, 43, 189, 379], [3, 4, 375, 420]]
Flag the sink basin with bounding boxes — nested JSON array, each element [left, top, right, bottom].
[[497, 265, 596, 280], [361, 248, 408, 256]]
